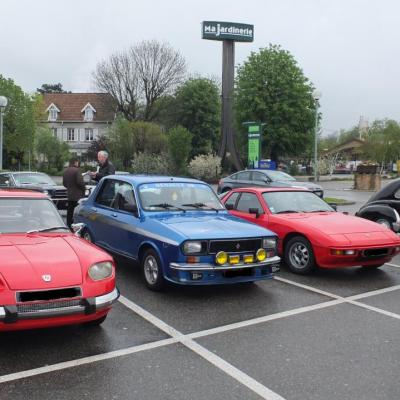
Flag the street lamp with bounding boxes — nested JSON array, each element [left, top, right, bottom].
[[312, 90, 322, 181], [0, 96, 8, 171]]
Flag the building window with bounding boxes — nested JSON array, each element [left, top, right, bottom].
[[49, 108, 58, 121], [67, 128, 75, 141], [85, 128, 94, 141], [84, 108, 94, 121]]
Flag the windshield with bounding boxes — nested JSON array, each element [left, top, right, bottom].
[[0, 198, 66, 233], [266, 170, 296, 182], [13, 173, 56, 185], [138, 182, 225, 211], [263, 191, 333, 214]]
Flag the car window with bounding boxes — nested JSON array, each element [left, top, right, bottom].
[[229, 173, 238, 180], [0, 174, 11, 186], [111, 182, 138, 215], [252, 172, 266, 182], [236, 193, 263, 213], [95, 179, 121, 208], [236, 171, 251, 180], [224, 192, 240, 209]]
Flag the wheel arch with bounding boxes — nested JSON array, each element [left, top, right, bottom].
[[138, 241, 164, 268]]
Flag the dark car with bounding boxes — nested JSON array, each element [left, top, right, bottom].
[[0, 172, 68, 209], [356, 178, 400, 232], [217, 169, 324, 198]]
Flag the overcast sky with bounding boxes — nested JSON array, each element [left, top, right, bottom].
[[1, 0, 399, 135]]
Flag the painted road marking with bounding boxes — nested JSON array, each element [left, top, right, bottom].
[[385, 262, 400, 268]]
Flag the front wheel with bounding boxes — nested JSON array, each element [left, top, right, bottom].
[[375, 218, 392, 230], [284, 236, 316, 274], [141, 249, 165, 291]]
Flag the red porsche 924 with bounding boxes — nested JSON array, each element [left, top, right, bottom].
[[221, 188, 400, 274], [0, 189, 119, 331]]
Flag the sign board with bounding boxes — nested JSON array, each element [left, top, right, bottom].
[[202, 21, 254, 42], [258, 160, 277, 170]]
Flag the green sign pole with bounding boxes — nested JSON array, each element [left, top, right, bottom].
[[243, 122, 264, 168]]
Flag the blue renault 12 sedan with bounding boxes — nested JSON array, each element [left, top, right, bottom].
[[74, 175, 280, 290]]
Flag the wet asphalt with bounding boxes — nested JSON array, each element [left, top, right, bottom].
[[1, 178, 400, 400]]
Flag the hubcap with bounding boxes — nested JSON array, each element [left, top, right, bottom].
[[289, 242, 309, 269], [144, 255, 159, 284], [83, 232, 92, 242], [376, 219, 391, 229]]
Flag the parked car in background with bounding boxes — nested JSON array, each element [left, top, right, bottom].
[[217, 169, 324, 197], [356, 178, 400, 232], [74, 175, 280, 290], [221, 187, 400, 274], [0, 171, 68, 209], [0, 188, 118, 331]]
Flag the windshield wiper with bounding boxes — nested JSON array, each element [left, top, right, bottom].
[[148, 203, 186, 212], [181, 203, 220, 212], [275, 210, 300, 214], [27, 226, 70, 233]]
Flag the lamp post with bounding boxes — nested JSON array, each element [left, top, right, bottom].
[[312, 90, 321, 182], [0, 96, 8, 171]]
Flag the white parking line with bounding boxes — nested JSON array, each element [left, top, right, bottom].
[[385, 262, 400, 268], [119, 295, 286, 400], [0, 337, 177, 384]]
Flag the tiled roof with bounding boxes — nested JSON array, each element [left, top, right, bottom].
[[43, 93, 116, 121]]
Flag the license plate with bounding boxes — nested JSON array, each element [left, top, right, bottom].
[[271, 265, 280, 273]]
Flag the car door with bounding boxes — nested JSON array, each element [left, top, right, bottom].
[[233, 171, 254, 189], [251, 171, 270, 188]]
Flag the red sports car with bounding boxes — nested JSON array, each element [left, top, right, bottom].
[[0, 189, 119, 331], [221, 187, 400, 274]]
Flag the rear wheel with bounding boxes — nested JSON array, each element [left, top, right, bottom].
[[141, 249, 165, 291], [82, 229, 93, 243], [375, 218, 392, 230], [284, 236, 316, 274]]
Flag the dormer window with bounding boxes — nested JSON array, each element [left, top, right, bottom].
[[46, 103, 60, 122], [81, 103, 96, 122]]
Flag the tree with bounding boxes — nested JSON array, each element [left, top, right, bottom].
[[37, 83, 68, 94], [235, 44, 316, 163], [93, 40, 186, 121], [107, 118, 167, 169], [167, 126, 192, 174], [174, 78, 220, 157], [0, 75, 36, 169], [86, 135, 109, 161], [35, 127, 70, 171]]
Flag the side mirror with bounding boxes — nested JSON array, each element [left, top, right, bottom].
[[249, 207, 261, 218], [71, 223, 85, 237], [225, 203, 234, 210]]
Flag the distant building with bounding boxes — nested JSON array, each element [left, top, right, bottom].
[[42, 93, 116, 156]]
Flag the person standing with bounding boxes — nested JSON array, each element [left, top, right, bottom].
[[63, 158, 86, 228], [89, 150, 115, 183]]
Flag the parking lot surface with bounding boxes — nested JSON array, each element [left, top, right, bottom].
[[2, 182, 400, 400]]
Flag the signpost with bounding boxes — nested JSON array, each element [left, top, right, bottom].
[[243, 122, 264, 168], [202, 21, 254, 171]]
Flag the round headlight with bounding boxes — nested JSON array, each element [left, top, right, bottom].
[[43, 190, 49, 195], [88, 261, 113, 281], [216, 251, 228, 265], [256, 248, 267, 262], [183, 241, 203, 254]]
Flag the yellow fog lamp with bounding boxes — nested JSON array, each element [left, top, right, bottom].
[[256, 248, 267, 262], [243, 254, 254, 263], [229, 255, 240, 264], [215, 251, 228, 265]]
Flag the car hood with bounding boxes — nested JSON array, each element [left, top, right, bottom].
[[147, 212, 276, 241], [277, 212, 400, 245], [0, 235, 83, 290]]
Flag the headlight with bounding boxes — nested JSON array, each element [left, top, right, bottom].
[[43, 190, 49, 195], [263, 237, 277, 249], [183, 241, 205, 254], [256, 248, 267, 261], [216, 251, 228, 265], [88, 261, 113, 281]]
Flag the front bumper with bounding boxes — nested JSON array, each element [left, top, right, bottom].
[[0, 288, 119, 323]]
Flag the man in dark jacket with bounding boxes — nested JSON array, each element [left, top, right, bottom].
[[89, 151, 116, 183], [63, 158, 86, 228]]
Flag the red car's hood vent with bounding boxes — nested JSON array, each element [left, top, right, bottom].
[[0, 235, 83, 290]]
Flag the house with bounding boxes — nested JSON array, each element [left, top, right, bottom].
[[42, 93, 116, 156]]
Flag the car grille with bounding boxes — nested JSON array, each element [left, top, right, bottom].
[[209, 238, 262, 254], [17, 287, 82, 302], [17, 299, 82, 314], [361, 248, 391, 258], [52, 189, 67, 199]]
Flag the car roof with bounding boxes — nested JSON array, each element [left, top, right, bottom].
[[228, 187, 311, 194], [0, 171, 46, 175], [105, 175, 206, 185], [0, 188, 47, 198]]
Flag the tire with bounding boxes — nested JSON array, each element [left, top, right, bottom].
[[141, 249, 165, 291], [83, 315, 107, 326], [284, 236, 316, 274], [82, 229, 94, 243], [375, 218, 392, 230], [361, 263, 384, 269]]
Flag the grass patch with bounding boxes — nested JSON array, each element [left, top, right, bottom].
[[324, 197, 355, 205]]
